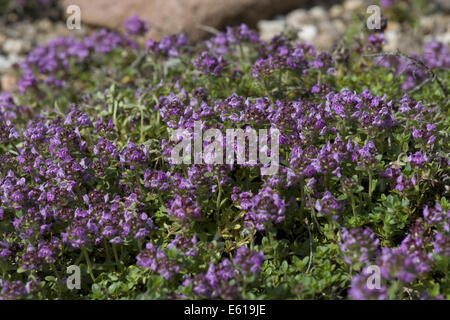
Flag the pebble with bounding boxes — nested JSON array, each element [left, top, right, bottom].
[[1, 73, 18, 92], [330, 5, 344, 18], [286, 9, 312, 28], [434, 33, 450, 45], [3, 39, 24, 55], [384, 30, 400, 51], [0, 56, 10, 72], [419, 16, 434, 33], [258, 19, 286, 42], [297, 25, 318, 43], [309, 6, 327, 21], [37, 18, 53, 32], [343, 0, 364, 12]]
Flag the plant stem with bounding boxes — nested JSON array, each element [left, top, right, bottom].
[[51, 264, 64, 299], [82, 247, 96, 282], [140, 107, 145, 143], [368, 170, 373, 209], [104, 239, 111, 261], [299, 178, 305, 221], [350, 193, 357, 217], [216, 176, 222, 211], [112, 100, 118, 129], [112, 244, 122, 272], [238, 43, 246, 61]]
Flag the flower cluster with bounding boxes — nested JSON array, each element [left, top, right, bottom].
[[123, 15, 150, 36], [146, 34, 188, 58], [348, 202, 449, 299], [136, 243, 181, 280], [183, 246, 265, 299], [18, 30, 126, 93], [243, 187, 286, 231], [2, 12, 449, 300], [340, 227, 380, 265], [0, 279, 40, 300]]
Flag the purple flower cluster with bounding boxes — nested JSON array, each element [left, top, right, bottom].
[[136, 243, 181, 280], [206, 24, 260, 56], [340, 227, 380, 265], [251, 39, 320, 79], [3, 14, 448, 299], [186, 259, 238, 299], [244, 187, 286, 231], [233, 246, 265, 275], [123, 15, 150, 36], [314, 190, 343, 219], [194, 51, 228, 76], [0, 279, 40, 300], [368, 34, 386, 49], [19, 30, 125, 93], [182, 246, 265, 299], [383, 166, 417, 192], [0, 106, 156, 280], [166, 195, 201, 220], [348, 202, 449, 299], [325, 89, 395, 130], [146, 34, 188, 58], [167, 235, 199, 257], [378, 41, 450, 91]]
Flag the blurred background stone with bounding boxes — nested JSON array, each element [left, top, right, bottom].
[[61, 0, 313, 41], [1, 73, 18, 92]]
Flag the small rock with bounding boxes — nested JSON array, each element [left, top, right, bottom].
[[258, 19, 286, 42], [286, 9, 312, 28], [22, 24, 37, 41], [384, 30, 399, 51], [329, 5, 344, 18], [1, 73, 18, 92], [37, 19, 53, 32], [316, 21, 340, 49], [6, 13, 18, 23], [386, 21, 400, 32], [3, 39, 24, 55], [434, 33, 450, 45], [0, 56, 10, 72], [331, 19, 346, 34], [419, 16, 434, 33], [0, 33, 6, 45], [316, 33, 336, 49], [297, 25, 318, 43], [343, 0, 364, 12], [309, 6, 327, 21], [0, 54, 21, 73]]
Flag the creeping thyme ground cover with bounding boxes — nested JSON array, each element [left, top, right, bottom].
[[0, 12, 449, 300]]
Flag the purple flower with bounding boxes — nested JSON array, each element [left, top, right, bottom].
[[137, 243, 180, 280], [194, 51, 228, 75], [166, 195, 201, 220], [123, 15, 150, 36], [233, 246, 265, 275], [340, 227, 380, 265], [245, 187, 286, 231]]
